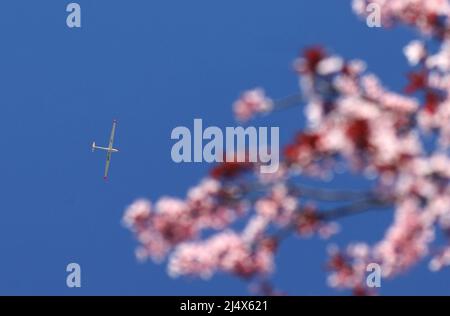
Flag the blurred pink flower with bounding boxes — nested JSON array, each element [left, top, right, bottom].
[[233, 89, 274, 122]]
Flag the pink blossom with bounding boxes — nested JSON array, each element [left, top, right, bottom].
[[374, 198, 435, 277], [404, 40, 427, 66], [255, 184, 297, 225], [316, 56, 344, 75], [123, 199, 152, 230], [429, 247, 450, 271], [327, 244, 369, 290], [233, 89, 274, 122], [168, 230, 275, 279]]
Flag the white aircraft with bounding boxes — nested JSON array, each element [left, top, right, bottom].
[[92, 120, 119, 180]]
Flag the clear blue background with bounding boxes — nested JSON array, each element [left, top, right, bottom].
[[0, 0, 449, 295]]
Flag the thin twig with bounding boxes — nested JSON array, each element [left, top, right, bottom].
[[272, 93, 304, 111], [289, 184, 375, 202]]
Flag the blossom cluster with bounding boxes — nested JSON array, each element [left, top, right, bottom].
[[124, 0, 450, 294]]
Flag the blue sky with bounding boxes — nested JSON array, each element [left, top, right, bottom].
[[0, 0, 449, 295]]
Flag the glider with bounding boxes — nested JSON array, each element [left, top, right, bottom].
[[92, 120, 119, 180]]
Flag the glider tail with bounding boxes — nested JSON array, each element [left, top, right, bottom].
[[92, 141, 96, 152]]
